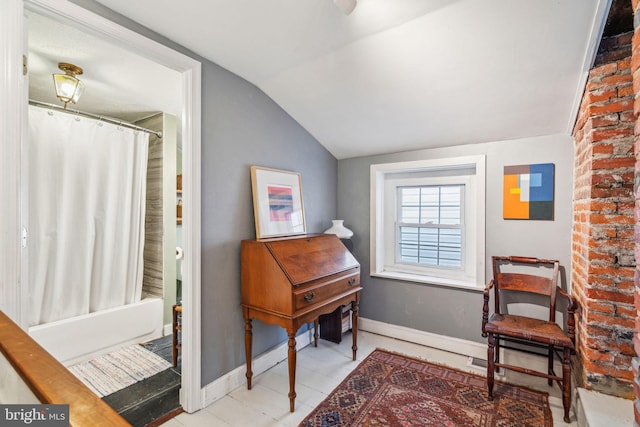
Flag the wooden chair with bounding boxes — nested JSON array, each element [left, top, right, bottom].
[[482, 256, 576, 423], [172, 304, 182, 367]]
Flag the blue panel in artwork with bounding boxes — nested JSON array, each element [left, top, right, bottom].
[[529, 173, 542, 187], [529, 163, 554, 202]]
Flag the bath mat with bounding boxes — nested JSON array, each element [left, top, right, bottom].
[[299, 348, 552, 427], [69, 343, 172, 398]]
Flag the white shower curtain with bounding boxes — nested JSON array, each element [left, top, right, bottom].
[[28, 105, 149, 327]]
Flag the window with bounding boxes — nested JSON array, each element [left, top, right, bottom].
[[371, 155, 485, 289], [397, 184, 464, 268]]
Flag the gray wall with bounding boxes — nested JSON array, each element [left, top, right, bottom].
[[200, 63, 337, 380], [337, 134, 574, 343], [70, 0, 337, 385]]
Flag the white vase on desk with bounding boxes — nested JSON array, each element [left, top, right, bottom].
[[323, 220, 354, 239]]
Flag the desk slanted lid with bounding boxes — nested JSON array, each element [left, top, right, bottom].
[[264, 234, 359, 286]]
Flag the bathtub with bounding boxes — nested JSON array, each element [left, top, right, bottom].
[[28, 297, 164, 366]]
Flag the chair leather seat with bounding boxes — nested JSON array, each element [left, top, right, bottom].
[[485, 313, 574, 348]]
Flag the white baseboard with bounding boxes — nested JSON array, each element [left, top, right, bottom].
[[198, 317, 554, 409], [359, 317, 487, 360], [200, 328, 314, 408], [163, 323, 172, 336], [359, 317, 554, 373]]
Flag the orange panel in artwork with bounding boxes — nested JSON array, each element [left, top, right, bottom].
[[503, 174, 529, 219]]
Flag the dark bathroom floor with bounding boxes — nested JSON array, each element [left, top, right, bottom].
[[102, 335, 182, 427]]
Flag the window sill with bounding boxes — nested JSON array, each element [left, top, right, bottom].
[[371, 270, 484, 292]]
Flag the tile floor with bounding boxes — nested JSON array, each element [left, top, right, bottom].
[[160, 331, 623, 427]]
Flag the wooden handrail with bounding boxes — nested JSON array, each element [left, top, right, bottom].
[[0, 311, 130, 426]]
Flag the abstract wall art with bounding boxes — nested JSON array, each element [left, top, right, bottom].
[[250, 166, 306, 239], [267, 185, 294, 222], [503, 163, 554, 220]]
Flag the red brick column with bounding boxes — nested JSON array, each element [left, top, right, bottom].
[[572, 31, 635, 399], [633, 0, 640, 422]]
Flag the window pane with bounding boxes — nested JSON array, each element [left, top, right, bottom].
[[399, 226, 417, 263], [440, 206, 461, 224], [400, 206, 420, 223], [439, 229, 461, 267], [400, 226, 419, 242], [400, 184, 462, 226], [419, 206, 439, 224], [439, 229, 461, 247], [418, 228, 438, 244], [416, 229, 438, 265], [440, 186, 461, 204], [402, 187, 420, 204], [420, 187, 439, 206], [398, 226, 462, 268]]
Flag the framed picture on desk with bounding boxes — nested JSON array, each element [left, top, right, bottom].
[[250, 166, 306, 239]]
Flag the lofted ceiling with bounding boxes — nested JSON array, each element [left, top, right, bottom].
[[29, 0, 609, 159]]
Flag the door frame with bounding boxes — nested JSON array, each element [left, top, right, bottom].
[[0, 0, 203, 413]]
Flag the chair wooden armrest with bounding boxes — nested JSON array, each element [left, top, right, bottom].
[[484, 280, 494, 292], [481, 280, 494, 337], [557, 287, 576, 310]]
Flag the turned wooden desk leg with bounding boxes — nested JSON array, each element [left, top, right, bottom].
[[243, 311, 253, 390], [287, 330, 297, 412], [351, 296, 359, 361]]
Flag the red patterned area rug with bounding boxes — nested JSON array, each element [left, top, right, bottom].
[[299, 348, 552, 427]]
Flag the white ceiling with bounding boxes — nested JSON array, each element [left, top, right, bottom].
[[29, 0, 607, 159], [27, 10, 182, 123]]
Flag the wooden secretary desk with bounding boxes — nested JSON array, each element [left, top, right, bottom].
[[241, 234, 361, 412]]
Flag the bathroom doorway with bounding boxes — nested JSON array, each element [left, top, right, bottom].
[[2, 0, 203, 414]]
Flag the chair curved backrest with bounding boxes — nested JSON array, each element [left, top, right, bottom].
[[492, 255, 560, 323]]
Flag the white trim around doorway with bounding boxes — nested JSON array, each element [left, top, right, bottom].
[[1, 0, 203, 413]]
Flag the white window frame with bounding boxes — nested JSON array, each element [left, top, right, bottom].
[[371, 155, 486, 290]]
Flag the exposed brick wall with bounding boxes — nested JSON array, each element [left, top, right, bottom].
[[596, 32, 633, 66], [633, 0, 640, 422], [572, 31, 636, 399]]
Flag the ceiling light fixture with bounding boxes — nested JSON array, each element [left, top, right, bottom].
[[52, 62, 85, 109], [334, 0, 357, 15]]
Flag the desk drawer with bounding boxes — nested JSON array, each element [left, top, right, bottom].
[[294, 271, 359, 310]]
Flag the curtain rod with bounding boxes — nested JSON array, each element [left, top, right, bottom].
[[29, 100, 162, 139]]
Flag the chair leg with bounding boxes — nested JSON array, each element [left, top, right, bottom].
[[562, 347, 571, 423], [487, 334, 496, 400], [547, 344, 553, 386], [172, 305, 179, 368]]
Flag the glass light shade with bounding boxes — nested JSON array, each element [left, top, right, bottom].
[[53, 73, 84, 105], [71, 80, 85, 103], [323, 220, 354, 239]]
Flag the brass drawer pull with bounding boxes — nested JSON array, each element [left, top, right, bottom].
[[348, 278, 356, 286], [304, 292, 315, 303]]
